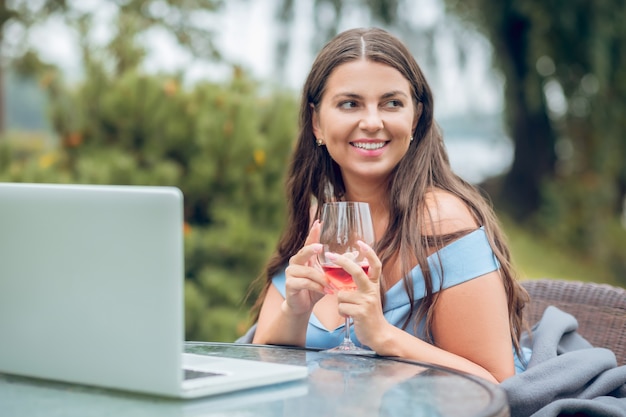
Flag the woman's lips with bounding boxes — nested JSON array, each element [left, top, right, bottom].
[[350, 141, 388, 150]]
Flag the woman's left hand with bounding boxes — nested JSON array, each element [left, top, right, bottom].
[[327, 241, 390, 348]]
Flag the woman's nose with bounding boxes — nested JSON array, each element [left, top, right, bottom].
[[358, 107, 384, 132]]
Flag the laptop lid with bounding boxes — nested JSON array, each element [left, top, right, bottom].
[[0, 183, 186, 396], [0, 182, 308, 399]]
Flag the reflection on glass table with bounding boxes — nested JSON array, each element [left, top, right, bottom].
[[0, 342, 509, 417]]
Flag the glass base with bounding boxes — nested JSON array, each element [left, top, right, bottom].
[[323, 340, 376, 355]]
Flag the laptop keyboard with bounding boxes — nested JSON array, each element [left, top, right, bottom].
[[184, 369, 224, 380]]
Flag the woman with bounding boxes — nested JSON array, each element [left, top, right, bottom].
[[248, 27, 529, 384]]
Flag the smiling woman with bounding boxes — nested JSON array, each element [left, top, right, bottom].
[[245, 27, 530, 385]]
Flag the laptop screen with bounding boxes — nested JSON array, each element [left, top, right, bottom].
[[0, 183, 186, 396]]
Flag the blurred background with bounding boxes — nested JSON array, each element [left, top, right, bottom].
[[3, 0, 625, 342]]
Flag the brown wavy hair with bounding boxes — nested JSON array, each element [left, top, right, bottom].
[[250, 27, 527, 354]]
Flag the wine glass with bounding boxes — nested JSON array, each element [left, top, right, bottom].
[[318, 201, 376, 354]]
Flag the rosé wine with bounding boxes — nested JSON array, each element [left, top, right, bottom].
[[322, 264, 369, 291]]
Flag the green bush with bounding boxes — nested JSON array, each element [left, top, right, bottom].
[[2, 69, 298, 342], [536, 177, 626, 286]]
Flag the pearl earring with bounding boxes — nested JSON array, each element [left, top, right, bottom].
[[410, 136, 414, 142], [316, 138, 324, 146]]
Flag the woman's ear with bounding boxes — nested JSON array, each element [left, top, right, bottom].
[[311, 103, 322, 139]]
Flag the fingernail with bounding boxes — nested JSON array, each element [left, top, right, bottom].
[[311, 243, 323, 253], [325, 252, 337, 260]]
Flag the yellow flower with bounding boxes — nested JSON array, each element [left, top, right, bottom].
[[253, 149, 266, 167], [38, 153, 57, 169], [163, 79, 178, 96]]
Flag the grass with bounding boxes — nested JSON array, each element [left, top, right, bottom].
[[501, 218, 621, 287]]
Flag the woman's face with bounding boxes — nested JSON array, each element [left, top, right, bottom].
[[312, 59, 418, 185]]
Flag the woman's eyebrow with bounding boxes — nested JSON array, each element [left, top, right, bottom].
[[330, 90, 410, 101], [331, 91, 410, 101], [381, 90, 410, 99], [330, 92, 362, 101]]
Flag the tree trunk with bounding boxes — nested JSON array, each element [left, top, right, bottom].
[[499, 80, 555, 221], [488, 9, 557, 221]]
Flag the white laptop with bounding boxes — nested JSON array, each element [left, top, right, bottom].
[[0, 182, 307, 399]]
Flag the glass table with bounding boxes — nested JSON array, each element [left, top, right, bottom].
[[0, 342, 509, 417]]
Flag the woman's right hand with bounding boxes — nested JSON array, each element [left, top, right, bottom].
[[282, 220, 330, 316]]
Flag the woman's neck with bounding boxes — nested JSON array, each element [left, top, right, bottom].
[[343, 182, 387, 211], [342, 177, 390, 240]]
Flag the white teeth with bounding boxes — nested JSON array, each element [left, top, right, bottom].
[[352, 142, 386, 150]]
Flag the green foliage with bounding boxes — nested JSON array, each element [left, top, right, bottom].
[[2, 0, 300, 343], [501, 215, 620, 286], [1, 67, 298, 342], [536, 177, 626, 286]]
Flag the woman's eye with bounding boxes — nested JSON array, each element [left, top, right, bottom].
[[385, 100, 403, 108], [339, 101, 358, 109]]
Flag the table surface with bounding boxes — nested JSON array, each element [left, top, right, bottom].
[[1, 342, 509, 417]]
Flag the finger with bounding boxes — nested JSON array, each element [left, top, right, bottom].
[[285, 263, 332, 293], [289, 242, 323, 266], [336, 298, 363, 319], [357, 240, 382, 285], [286, 276, 326, 295], [288, 220, 323, 267], [305, 220, 321, 245], [286, 263, 326, 285], [325, 252, 371, 291], [338, 304, 355, 319]]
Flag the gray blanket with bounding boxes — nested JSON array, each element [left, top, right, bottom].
[[501, 306, 626, 417]]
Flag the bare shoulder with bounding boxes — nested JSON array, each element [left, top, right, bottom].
[[423, 189, 479, 235]]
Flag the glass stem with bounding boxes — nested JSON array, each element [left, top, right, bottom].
[[344, 317, 352, 344]]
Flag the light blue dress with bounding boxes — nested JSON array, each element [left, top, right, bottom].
[[271, 226, 530, 373]]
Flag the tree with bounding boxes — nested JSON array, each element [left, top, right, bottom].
[[0, 0, 223, 137], [443, 0, 626, 278]]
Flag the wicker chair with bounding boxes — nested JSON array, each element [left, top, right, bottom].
[[521, 279, 626, 366]]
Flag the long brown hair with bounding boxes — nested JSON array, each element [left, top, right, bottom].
[[250, 27, 527, 354]]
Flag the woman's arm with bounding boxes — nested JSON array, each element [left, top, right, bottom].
[[410, 190, 515, 382], [366, 271, 514, 384], [432, 270, 515, 382], [253, 221, 328, 346], [253, 283, 311, 346]]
